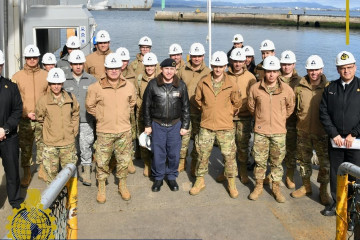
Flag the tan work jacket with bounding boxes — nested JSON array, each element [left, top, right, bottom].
[[295, 74, 328, 136], [129, 53, 161, 78], [254, 61, 264, 82], [122, 66, 136, 87], [12, 64, 48, 118], [84, 49, 111, 81], [86, 76, 136, 134], [227, 67, 256, 119], [195, 73, 241, 131], [248, 78, 295, 135], [36, 90, 80, 146]]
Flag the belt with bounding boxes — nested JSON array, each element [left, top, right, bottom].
[[153, 118, 180, 128]]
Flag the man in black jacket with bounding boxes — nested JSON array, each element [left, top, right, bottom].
[[320, 51, 359, 216], [143, 58, 190, 192], [0, 50, 24, 208]]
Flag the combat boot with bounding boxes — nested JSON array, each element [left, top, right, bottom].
[[285, 168, 295, 189], [227, 177, 239, 199], [263, 174, 272, 185], [189, 176, 205, 195], [97, 181, 106, 204], [128, 160, 136, 174], [319, 183, 331, 206], [291, 177, 312, 198], [21, 167, 32, 187], [190, 159, 197, 177], [38, 163, 47, 182], [215, 172, 226, 183], [81, 165, 92, 186], [118, 179, 131, 201], [272, 181, 286, 203], [249, 179, 263, 200], [178, 158, 186, 172], [143, 159, 151, 177], [239, 163, 249, 184]]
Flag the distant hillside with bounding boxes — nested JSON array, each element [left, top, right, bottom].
[[153, 0, 337, 10]]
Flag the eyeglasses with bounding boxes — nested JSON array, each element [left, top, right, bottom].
[[25, 57, 38, 60]]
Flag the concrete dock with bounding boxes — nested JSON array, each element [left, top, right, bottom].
[[155, 11, 360, 29], [0, 142, 339, 239]]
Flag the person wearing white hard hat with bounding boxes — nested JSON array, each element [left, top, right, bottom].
[[129, 36, 156, 77], [86, 53, 136, 203], [168, 43, 185, 73], [254, 39, 276, 82], [227, 34, 244, 63], [243, 45, 256, 74], [84, 30, 112, 81], [12, 44, 48, 187], [116, 47, 136, 86], [0, 49, 24, 209], [42, 53, 57, 72], [177, 42, 211, 175], [277, 50, 302, 190], [320, 51, 359, 217], [248, 56, 295, 203], [57, 36, 81, 75], [290, 54, 330, 207], [213, 48, 256, 185], [62, 50, 97, 186], [190, 51, 241, 199], [135, 52, 161, 177], [35, 68, 80, 183]]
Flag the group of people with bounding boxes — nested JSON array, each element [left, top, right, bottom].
[[0, 31, 358, 218]]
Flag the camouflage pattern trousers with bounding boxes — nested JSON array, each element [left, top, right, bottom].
[[252, 133, 286, 182], [297, 131, 330, 183], [42, 143, 77, 183], [18, 118, 44, 167], [76, 122, 95, 166], [284, 123, 297, 169], [94, 131, 133, 181], [195, 127, 237, 177], [234, 117, 252, 164], [180, 114, 200, 161]]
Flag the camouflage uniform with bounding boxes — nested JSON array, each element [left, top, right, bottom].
[[179, 114, 200, 162], [94, 131, 133, 181], [234, 117, 252, 164], [77, 122, 95, 166], [42, 143, 77, 183], [252, 133, 286, 181], [195, 127, 237, 177]]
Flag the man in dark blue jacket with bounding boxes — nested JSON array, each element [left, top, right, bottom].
[[320, 51, 359, 216], [143, 58, 190, 192], [0, 50, 24, 208]]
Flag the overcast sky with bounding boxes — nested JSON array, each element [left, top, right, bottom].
[[206, 0, 360, 9]]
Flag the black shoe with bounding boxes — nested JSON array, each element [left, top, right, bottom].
[[168, 180, 179, 191], [152, 180, 163, 192], [321, 202, 336, 216]]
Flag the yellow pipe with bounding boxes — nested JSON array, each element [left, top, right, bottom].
[[66, 176, 78, 239], [335, 174, 348, 240]]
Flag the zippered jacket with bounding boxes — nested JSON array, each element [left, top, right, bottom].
[[84, 49, 111, 81]]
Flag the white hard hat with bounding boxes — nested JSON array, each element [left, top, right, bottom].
[[42, 53, 57, 65], [139, 132, 151, 151], [169, 43, 183, 55], [336, 51, 356, 66], [260, 39, 275, 51], [243, 45, 255, 56], [68, 50, 86, 64], [116, 47, 130, 61], [24, 44, 40, 57], [230, 48, 246, 61], [232, 34, 244, 43], [189, 42, 205, 56], [0, 50, 5, 64], [96, 30, 111, 43], [262, 56, 281, 70], [280, 50, 296, 64], [47, 68, 66, 83], [138, 36, 152, 46], [305, 55, 324, 70], [210, 51, 228, 66], [66, 36, 81, 49], [142, 52, 158, 65], [104, 53, 123, 68]]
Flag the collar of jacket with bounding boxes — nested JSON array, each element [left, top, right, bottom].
[[202, 73, 232, 92], [156, 73, 180, 87], [24, 64, 40, 73], [259, 77, 284, 94], [299, 74, 327, 90], [280, 69, 299, 83], [227, 66, 247, 76], [96, 49, 111, 56], [99, 76, 126, 89], [46, 90, 73, 105], [136, 53, 142, 62], [65, 71, 89, 81], [122, 67, 135, 79], [61, 53, 69, 61], [185, 60, 206, 72]]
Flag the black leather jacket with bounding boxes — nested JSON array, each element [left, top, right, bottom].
[[143, 74, 190, 129]]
